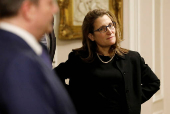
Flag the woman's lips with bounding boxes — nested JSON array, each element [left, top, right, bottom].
[[107, 36, 114, 40]]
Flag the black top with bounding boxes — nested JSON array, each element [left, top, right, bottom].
[[55, 52, 128, 114], [92, 55, 127, 113], [54, 51, 160, 114]]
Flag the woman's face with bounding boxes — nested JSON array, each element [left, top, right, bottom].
[[88, 15, 116, 50]]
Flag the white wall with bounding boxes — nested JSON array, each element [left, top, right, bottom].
[[163, 0, 170, 114], [123, 0, 169, 114], [53, 0, 170, 113]]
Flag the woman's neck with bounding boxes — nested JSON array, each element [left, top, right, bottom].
[[97, 46, 110, 56]]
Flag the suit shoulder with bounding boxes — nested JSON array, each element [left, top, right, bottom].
[[67, 51, 78, 60], [125, 50, 142, 61], [1, 47, 38, 70], [126, 50, 140, 57], [68, 50, 84, 60]]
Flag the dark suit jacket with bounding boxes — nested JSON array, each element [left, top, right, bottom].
[[54, 50, 160, 114], [48, 29, 56, 61], [0, 29, 77, 114]]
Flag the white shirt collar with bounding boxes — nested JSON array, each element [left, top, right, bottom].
[[0, 22, 42, 55]]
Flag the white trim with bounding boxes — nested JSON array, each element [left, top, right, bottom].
[[153, 93, 164, 103], [152, 0, 164, 103], [129, 0, 139, 51], [129, 0, 135, 50], [160, 0, 164, 100], [152, 0, 155, 72], [153, 110, 164, 114], [137, 0, 141, 53]]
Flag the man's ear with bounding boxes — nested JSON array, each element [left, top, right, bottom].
[[88, 33, 94, 41], [20, 0, 36, 21]]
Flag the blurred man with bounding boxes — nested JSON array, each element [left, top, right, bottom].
[[0, 0, 77, 114]]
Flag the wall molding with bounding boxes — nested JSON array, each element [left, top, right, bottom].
[[152, 0, 164, 103], [160, 0, 164, 101], [137, 0, 141, 53], [152, 0, 155, 72], [153, 110, 164, 114], [129, 0, 140, 51]]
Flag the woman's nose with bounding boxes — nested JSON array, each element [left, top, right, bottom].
[[106, 27, 114, 34]]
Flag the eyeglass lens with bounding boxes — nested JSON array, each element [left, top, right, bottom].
[[100, 22, 115, 33]]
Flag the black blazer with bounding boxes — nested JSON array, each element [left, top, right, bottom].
[[54, 50, 160, 114]]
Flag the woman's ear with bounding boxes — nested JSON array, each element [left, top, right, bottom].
[[88, 33, 94, 41]]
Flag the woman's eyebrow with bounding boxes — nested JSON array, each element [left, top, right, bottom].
[[98, 22, 113, 28]]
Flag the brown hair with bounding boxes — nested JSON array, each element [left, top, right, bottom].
[[0, 0, 38, 19], [73, 9, 128, 63]]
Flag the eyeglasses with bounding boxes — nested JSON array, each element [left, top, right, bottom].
[[93, 22, 116, 33]]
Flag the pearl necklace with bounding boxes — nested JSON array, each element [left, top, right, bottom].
[[96, 53, 115, 63]]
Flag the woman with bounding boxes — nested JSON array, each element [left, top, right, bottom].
[[54, 9, 160, 114]]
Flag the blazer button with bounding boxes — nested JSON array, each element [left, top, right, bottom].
[[128, 106, 131, 110], [126, 90, 129, 93], [123, 72, 126, 75]]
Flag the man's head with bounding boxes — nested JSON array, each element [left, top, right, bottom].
[[0, 0, 38, 19], [0, 0, 58, 40]]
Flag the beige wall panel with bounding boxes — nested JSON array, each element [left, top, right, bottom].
[[139, 0, 153, 67], [163, 0, 170, 114], [121, 0, 130, 49], [140, 1, 153, 113]]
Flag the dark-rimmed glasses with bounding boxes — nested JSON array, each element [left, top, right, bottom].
[[93, 22, 116, 33]]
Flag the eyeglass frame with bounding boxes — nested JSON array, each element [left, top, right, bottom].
[[93, 21, 116, 33]]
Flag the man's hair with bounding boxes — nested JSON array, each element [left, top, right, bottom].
[[0, 0, 38, 19]]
